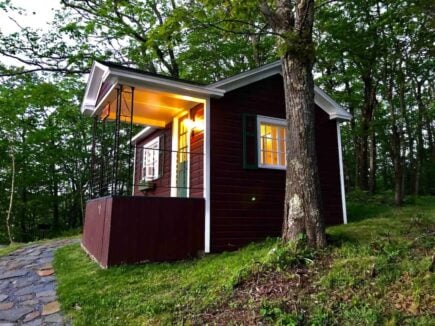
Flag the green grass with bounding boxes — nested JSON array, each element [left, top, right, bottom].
[[54, 196, 435, 325], [0, 242, 25, 257], [54, 239, 277, 325]]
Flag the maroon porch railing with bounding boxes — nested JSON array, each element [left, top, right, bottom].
[[82, 196, 205, 267]]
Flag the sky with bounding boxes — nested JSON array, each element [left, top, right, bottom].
[[0, 0, 60, 34], [0, 0, 61, 65]]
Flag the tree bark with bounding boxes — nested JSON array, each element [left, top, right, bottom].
[[386, 74, 404, 205], [357, 74, 377, 191], [414, 81, 424, 196], [260, 0, 326, 248]]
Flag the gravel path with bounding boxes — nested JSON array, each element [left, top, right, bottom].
[[0, 239, 78, 325]]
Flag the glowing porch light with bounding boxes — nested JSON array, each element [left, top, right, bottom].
[[184, 118, 204, 131]]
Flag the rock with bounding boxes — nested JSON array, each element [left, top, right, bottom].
[[15, 286, 40, 296], [36, 290, 56, 298], [40, 296, 57, 304], [20, 299, 39, 306], [0, 302, 14, 310], [43, 312, 63, 323], [39, 276, 55, 283], [23, 310, 41, 322], [0, 270, 28, 280], [0, 322, 16, 326], [41, 301, 60, 316], [22, 318, 43, 326], [0, 295, 8, 302], [12, 277, 34, 289], [37, 269, 54, 277], [0, 307, 33, 322], [16, 294, 34, 302], [38, 264, 53, 271]]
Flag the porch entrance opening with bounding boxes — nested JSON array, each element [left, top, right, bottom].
[[177, 115, 189, 197]]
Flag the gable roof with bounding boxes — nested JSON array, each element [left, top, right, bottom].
[[81, 61, 351, 121], [210, 61, 352, 121]]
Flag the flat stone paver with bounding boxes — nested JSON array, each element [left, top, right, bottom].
[[0, 239, 78, 325]]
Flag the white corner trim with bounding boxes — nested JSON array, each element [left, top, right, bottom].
[[336, 121, 348, 224], [204, 98, 211, 253], [170, 116, 179, 198], [132, 146, 136, 195]]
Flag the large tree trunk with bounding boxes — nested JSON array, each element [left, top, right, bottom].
[[358, 76, 377, 190], [386, 74, 404, 205], [260, 0, 326, 248], [414, 81, 424, 196]]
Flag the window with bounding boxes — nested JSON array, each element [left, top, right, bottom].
[[257, 116, 286, 169], [142, 137, 161, 180]]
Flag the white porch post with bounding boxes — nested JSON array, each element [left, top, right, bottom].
[[336, 121, 348, 224], [204, 98, 211, 253]]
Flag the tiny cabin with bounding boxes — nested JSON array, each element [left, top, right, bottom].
[[81, 61, 351, 267]]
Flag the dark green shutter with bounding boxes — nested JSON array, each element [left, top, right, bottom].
[[242, 113, 258, 169]]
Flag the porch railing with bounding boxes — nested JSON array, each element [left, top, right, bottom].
[[89, 145, 204, 199]]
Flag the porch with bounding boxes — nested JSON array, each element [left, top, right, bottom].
[[80, 62, 220, 266]]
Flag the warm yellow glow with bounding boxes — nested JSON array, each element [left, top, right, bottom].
[[260, 123, 286, 167], [183, 118, 204, 131]]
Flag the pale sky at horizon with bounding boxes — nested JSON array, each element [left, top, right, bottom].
[[0, 0, 61, 66]]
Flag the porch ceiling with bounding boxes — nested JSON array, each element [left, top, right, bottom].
[[98, 87, 203, 128]]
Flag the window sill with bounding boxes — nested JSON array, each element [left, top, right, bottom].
[[258, 164, 286, 170]]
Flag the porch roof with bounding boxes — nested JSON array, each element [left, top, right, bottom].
[[81, 61, 224, 117]]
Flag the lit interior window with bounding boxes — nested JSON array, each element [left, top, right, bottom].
[[259, 117, 286, 168]]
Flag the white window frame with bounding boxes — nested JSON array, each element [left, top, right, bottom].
[[142, 137, 160, 181], [257, 115, 286, 170]]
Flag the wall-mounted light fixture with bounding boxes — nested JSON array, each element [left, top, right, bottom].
[[184, 115, 204, 137]]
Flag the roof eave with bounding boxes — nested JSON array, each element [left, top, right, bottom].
[[110, 68, 225, 99]]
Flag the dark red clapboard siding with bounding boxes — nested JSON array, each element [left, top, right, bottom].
[[210, 74, 344, 253], [82, 196, 205, 267]]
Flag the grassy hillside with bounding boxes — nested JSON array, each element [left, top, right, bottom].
[[54, 196, 434, 325]]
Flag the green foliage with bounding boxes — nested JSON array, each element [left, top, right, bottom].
[[264, 236, 315, 271], [0, 75, 91, 243], [260, 301, 301, 325]]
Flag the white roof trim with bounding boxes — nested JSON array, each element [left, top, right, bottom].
[[131, 127, 156, 144], [81, 60, 351, 121], [210, 61, 352, 121], [211, 61, 282, 89], [81, 62, 225, 117], [81, 62, 110, 116]]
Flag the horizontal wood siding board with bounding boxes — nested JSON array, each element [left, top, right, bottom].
[[82, 196, 205, 266], [210, 74, 343, 252]]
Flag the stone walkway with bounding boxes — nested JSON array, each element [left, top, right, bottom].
[[0, 239, 78, 326]]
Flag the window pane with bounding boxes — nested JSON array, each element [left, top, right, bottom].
[[259, 121, 286, 167]]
